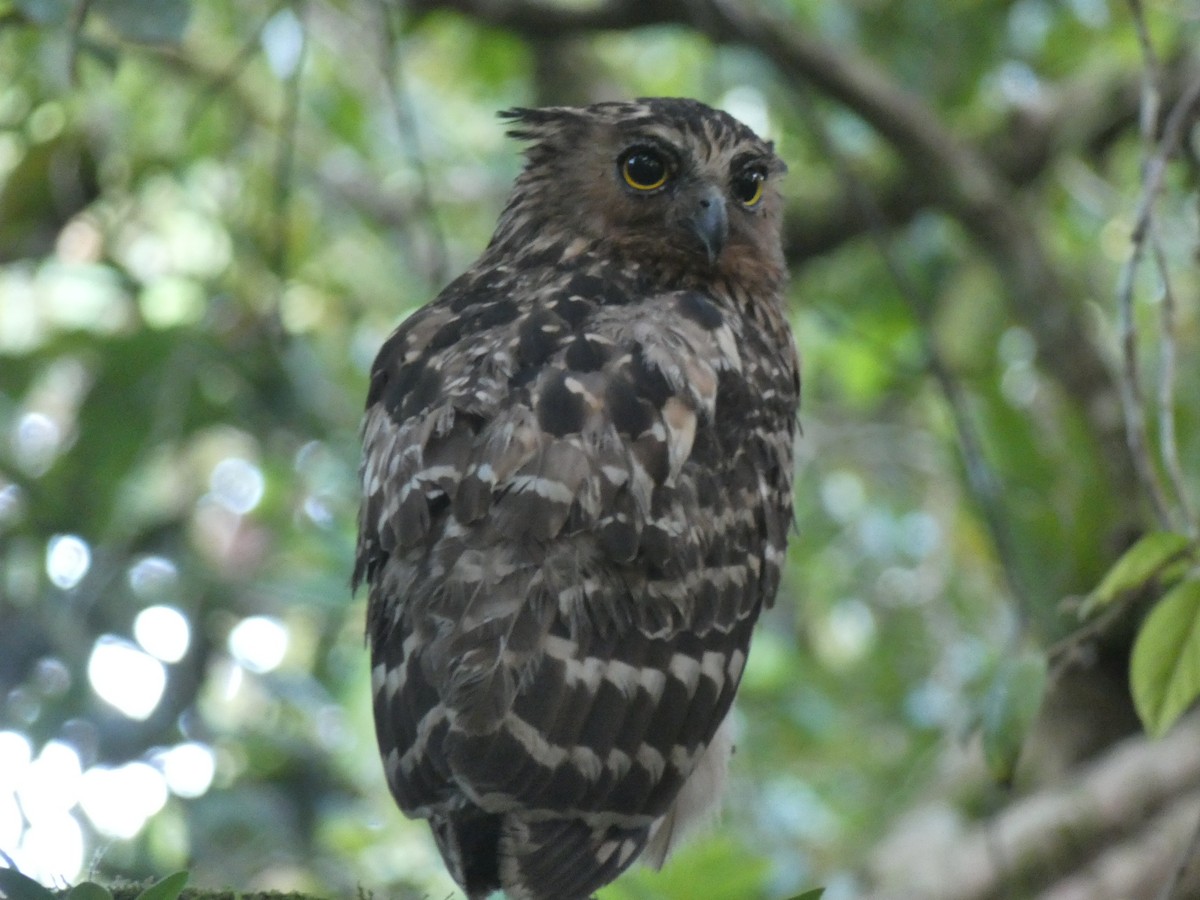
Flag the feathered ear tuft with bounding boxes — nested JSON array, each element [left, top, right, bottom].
[[498, 106, 592, 148], [497, 107, 540, 141]]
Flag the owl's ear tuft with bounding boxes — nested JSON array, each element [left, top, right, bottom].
[[496, 106, 538, 137], [499, 106, 591, 148]]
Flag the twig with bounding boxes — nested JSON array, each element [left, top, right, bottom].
[[1128, 0, 1162, 137], [1115, 226, 1174, 529], [1124, 16, 1200, 892], [187, 3, 285, 126], [1126, 74, 1200, 254], [1152, 235, 1197, 537], [405, 0, 1141, 509], [1118, 0, 1200, 529], [375, 0, 450, 288], [1120, 0, 1174, 529], [67, 0, 94, 84], [270, 2, 310, 284], [1128, 0, 1197, 538], [789, 87, 1035, 631]]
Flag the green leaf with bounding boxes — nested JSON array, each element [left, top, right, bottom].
[[93, 0, 190, 43], [786, 890, 827, 900], [133, 872, 189, 900], [0, 867, 57, 900], [980, 650, 1048, 785], [1081, 532, 1192, 617], [66, 883, 113, 900], [1131, 577, 1200, 737]]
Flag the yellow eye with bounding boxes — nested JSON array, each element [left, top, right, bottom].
[[620, 148, 669, 191], [732, 168, 766, 207]]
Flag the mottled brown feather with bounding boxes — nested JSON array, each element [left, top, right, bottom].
[[358, 97, 799, 900]]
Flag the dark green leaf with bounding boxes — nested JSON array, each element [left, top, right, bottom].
[[1131, 577, 1200, 737], [133, 872, 189, 900], [981, 650, 1048, 785], [1081, 532, 1192, 617], [0, 135, 99, 264], [0, 867, 57, 900], [66, 883, 113, 900], [786, 890, 827, 900]]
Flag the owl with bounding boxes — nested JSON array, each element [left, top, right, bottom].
[[355, 97, 799, 899]]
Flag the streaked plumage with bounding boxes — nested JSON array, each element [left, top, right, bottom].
[[355, 97, 799, 899]]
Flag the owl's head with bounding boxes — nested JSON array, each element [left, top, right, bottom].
[[491, 98, 787, 291]]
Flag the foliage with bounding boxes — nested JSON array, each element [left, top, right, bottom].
[[0, 0, 1198, 898], [1080, 530, 1194, 617], [0, 864, 186, 900], [1131, 577, 1200, 737]]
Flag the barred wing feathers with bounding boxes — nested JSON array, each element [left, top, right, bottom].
[[356, 267, 796, 899]]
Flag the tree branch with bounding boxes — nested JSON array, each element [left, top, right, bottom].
[[788, 53, 1200, 264], [407, 0, 1143, 502], [688, 0, 1138, 501], [406, 0, 678, 36], [864, 713, 1200, 900], [790, 84, 1036, 629]]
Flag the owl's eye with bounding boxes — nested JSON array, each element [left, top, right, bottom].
[[620, 148, 669, 192], [731, 168, 766, 207]]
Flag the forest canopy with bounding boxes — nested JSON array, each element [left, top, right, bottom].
[[0, 1, 1198, 898]]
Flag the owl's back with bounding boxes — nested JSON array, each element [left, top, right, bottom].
[[357, 97, 798, 900]]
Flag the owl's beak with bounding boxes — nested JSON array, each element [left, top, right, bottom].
[[688, 187, 728, 264]]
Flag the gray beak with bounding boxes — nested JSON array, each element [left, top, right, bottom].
[[688, 186, 728, 264]]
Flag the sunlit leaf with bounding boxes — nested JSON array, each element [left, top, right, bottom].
[[1081, 532, 1192, 617], [980, 649, 1048, 785], [0, 867, 57, 900], [1131, 577, 1200, 738], [133, 871, 189, 900]]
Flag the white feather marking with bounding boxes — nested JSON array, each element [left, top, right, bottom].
[[726, 648, 747, 683], [397, 706, 449, 777], [386, 662, 407, 703], [700, 650, 726, 690], [600, 464, 628, 485], [714, 322, 742, 372], [418, 464, 460, 483], [635, 744, 667, 782], [661, 397, 697, 480], [506, 474, 575, 503], [544, 636, 668, 701], [617, 837, 640, 867], [667, 652, 701, 695]]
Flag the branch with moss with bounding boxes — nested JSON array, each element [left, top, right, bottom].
[[863, 713, 1200, 900]]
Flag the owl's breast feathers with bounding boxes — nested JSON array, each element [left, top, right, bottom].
[[357, 252, 797, 899]]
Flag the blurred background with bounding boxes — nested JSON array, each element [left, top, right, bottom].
[[1, 1, 1198, 898]]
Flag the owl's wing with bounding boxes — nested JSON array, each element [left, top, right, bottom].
[[358, 283, 794, 898]]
